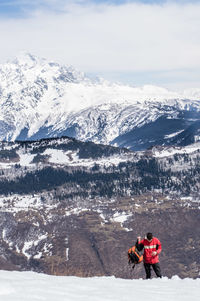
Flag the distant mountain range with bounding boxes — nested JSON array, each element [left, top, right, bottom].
[[1, 53, 200, 150]]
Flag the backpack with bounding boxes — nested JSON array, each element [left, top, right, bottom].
[[128, 246, 143, 267]]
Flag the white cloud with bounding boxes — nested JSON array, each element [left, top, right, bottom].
[[0, 1, 200, 88]]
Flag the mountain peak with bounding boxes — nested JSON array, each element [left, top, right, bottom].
[[0, 53, 200, 144], [12, 52, 46, 68]]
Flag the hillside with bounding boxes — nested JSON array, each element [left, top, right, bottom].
[[0, 137, 199, 278]]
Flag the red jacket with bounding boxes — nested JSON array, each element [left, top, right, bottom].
[[137, 237, 162, 264]]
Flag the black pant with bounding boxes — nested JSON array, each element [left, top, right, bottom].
[[144, 262, 162, 279]]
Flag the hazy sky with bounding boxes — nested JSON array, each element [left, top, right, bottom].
[[0, 0, 200, 90]]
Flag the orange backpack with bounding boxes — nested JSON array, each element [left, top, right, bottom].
[[128, 246, 143, 266]]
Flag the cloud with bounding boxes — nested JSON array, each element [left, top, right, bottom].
[[0, 1, 200, 88]]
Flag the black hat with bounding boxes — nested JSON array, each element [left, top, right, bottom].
[[147, 232, 153, 240]]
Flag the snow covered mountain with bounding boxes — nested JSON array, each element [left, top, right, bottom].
[[1, 53, 200, 150]]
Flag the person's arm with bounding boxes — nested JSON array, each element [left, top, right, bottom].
[[135, 236, 144, 251], [156, 239, 162, 254], [152, 238, 162, 256]]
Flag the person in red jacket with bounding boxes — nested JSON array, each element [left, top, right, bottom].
[[136, 232, 162, 279]]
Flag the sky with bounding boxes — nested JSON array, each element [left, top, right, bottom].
[[0, 0, 200, 90]]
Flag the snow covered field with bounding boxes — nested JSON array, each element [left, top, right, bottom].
[[0, 271, 199, 301]]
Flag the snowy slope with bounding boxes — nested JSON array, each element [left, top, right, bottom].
[[1, 136, 200, 170], [0, 137, 135, 171], [0, 271, 199, 301], [1, 53, 200, 149], [152, 142, 200, 158]]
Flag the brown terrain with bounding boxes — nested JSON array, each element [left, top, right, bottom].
[[0, 193, 199, 279]]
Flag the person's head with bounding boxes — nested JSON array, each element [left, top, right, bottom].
[[146, 232, 153, 241]]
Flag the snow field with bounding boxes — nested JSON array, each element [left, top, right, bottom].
[[0, 271, 199, 301]]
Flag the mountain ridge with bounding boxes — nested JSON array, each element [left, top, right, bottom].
[[1, 53, 200, 150]]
